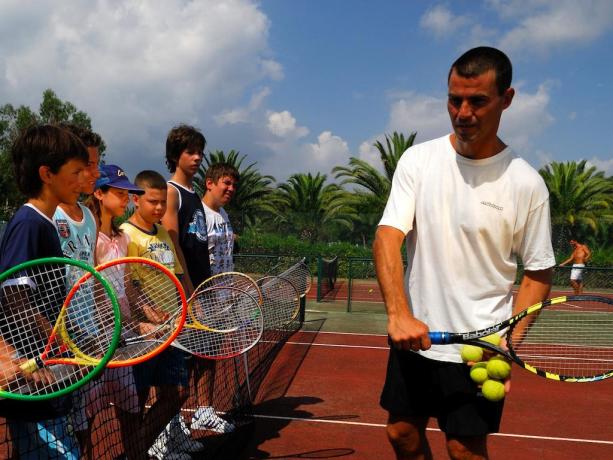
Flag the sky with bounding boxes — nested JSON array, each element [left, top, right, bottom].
[[1, 0, 612, 182]]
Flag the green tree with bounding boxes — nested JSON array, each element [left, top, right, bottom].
[[194, 149, 275, 232], [0, 89, 104, 219], [539, 160, 613, 250], [333, 131, 417, 244], [264, 172, 356, 243]]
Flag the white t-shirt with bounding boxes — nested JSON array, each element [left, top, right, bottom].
[[379, 134, 556, 362], [203, 203, 234, 275]]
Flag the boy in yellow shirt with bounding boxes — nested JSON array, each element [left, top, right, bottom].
[[120, 170, 203, 459]]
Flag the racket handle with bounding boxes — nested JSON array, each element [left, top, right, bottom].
[[19, 357, 44, 374], [429, 332, 451, 344]]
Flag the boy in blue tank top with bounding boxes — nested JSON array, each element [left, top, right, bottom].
[[0, 124, 89, 460]]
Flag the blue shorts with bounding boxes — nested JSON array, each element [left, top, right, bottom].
[[133, 346, 190, 389], [8, 417, 80, 459], [380, 347, 504, 436]]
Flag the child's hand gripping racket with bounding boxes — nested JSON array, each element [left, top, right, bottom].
[[0, 257, 121, 400], [429, 295, 613, 382]]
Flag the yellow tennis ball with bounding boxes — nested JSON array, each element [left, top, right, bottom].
[[486, 356, 511, 379], [368, 288, 373, 293], [482, 379, 505, 402], [470, 363, 489, 384], [460, 344, 483, 363], [481, 334, 501, 346]]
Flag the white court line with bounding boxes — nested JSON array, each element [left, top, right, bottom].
[[252, 414, 613, 446], [299, 329, 387, 337], [259, 340, 388, 350]]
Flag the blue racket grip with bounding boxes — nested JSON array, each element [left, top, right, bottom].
[[429, 332, 451, 344]]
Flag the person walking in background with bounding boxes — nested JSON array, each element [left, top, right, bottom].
[[559, 239, 592, 294], [373, 47, 555, 459]]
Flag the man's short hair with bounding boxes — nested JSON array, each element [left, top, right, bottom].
[[59, 123, 103, 148], [165, 124, 206, 173], [205, 163, 239, 184], [11, 124, 88, 198], [448, 46, 512, 95], [134, 170, 168, 190]]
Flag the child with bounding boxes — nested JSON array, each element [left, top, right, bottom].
[[51, 124, 101, 458], [0, 124, 89, 459], [120, 170, 203, 459], [85, 164, 146, 460], [162, 125, 231, 435], [202, 163, 239, 275]]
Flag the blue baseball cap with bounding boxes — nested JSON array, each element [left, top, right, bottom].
[[95, 164, 143, 193]]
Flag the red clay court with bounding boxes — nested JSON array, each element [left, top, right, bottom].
[[238, 303, 613, 459]]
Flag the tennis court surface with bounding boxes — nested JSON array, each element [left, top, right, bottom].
[[238, 301, 613, 459]]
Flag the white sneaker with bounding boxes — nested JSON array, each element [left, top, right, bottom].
[[190, 406, 236, 433], [169, 414, 205, 453], [148, 418, 199, 459]]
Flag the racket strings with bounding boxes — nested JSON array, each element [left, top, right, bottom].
[[97, 260, 184, 362], [257, 276, 301, 329], [510, 299, 613, 377], [275, 260, 311, 298], [178, 286, 263, 358], [1, 262, 118, 396]]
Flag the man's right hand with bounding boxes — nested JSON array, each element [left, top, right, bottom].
[[387, 311, 431, 352]]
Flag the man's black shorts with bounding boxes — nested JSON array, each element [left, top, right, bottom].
[[380, 346, 504, 436]]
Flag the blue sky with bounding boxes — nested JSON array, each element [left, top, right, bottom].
[[0, 0, 611, 181]]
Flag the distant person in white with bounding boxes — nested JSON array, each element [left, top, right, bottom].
[[202, 163, 239, 275]]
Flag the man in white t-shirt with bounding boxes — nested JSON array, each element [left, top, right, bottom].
[[374, 47, 555, 459], [202, 163, 239, 275]]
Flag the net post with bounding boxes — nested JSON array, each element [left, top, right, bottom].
[[347, 258, 353, 312], [316, 255, 323, 302]]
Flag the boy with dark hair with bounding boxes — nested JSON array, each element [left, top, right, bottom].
[[0, 124, 89, 459], [162, 126, 235, 436], [121, 170, 202, 459], [163, 124, 210, 293]]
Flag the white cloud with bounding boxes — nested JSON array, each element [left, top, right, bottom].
[[303, 131, 350, 174], [267, 110, 309, 138], [496, 0, 613, 54], [499, 82, 555, 153], [586, 157, 613, 177], [419, 5, 470, 38], [0, 0, 280, 178], [214, 87, 271, 126]]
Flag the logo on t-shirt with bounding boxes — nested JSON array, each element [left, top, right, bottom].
[[55, 219, 70, 238], [481, 201, 503, 211], [188, 210, 208, 243]]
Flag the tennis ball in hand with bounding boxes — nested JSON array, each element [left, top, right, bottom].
[[469, 362, 489, 384], [481, 334, 501, 346], [482, 379, 505, 402], [487, 356, 511, 379], [460, 344, 483, 363]]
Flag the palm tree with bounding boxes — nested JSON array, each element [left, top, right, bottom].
[[195, 150, 275, 232], [539, 160, 613, 249], [264, 173, 356, 242], [332, 131, 417, 244]]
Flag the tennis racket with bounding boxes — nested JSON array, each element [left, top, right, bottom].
[[0, 257, 121, 400], [276, 258, 312, 298], [183, 271, 262, 333], [429, 295, 613, 382], [256, 276, 301, 328], [64, 257, 187, 367], [175, 285, 263, 359]]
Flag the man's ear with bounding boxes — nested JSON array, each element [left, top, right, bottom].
[[502, 87, 515, 110]]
